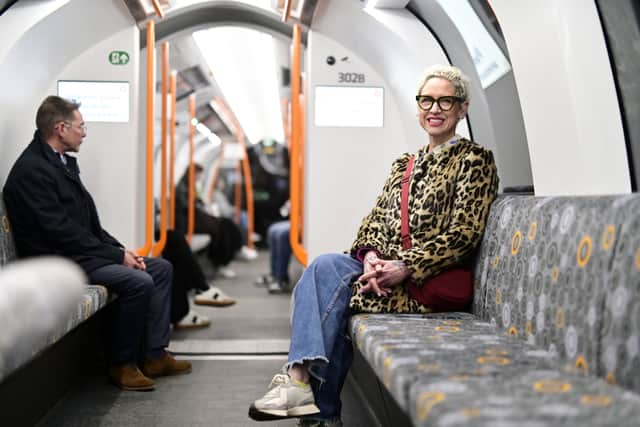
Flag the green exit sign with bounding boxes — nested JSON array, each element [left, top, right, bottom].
[[109, 51, 130, 65]]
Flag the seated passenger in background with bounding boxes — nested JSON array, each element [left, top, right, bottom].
[[210, 177, 258, 261], [2, 96, 191, 392], [160, 229, 236, 330], [176, 164, 243, 278], [255, 220, 291, 294], [248, 65, 499, 425]]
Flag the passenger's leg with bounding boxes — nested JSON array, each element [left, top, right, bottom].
[[273, 221, 291, 283], [139, 257, 192, 378], [251, 253, 361, 420], [89, 264, 157, 390], [267, 223, 278, 278], [141, 257, 172, 356], [89, 264, 155, 364]]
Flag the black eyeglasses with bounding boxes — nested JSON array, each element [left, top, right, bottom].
[[415, 95, 464, 111]]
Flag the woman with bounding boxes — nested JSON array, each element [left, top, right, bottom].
[[248, 65, 498, 426]]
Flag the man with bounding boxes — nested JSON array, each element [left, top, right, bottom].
[[2, 96, 191, 391]]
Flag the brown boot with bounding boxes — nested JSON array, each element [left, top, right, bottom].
[[141, 352, 192, 378], [109, 364, 155, 391]]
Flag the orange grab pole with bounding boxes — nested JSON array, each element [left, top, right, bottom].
[[205, 153, 224, 203], [211, 97, 255, 248], [152, 42, 169, 256], [169, 71, 177, 230], [299, 87, 306, 241], [281, 98, 291, 150], [238, 130, 255, 249], [234, 161, 242, 224], [151, 0, 165, 18], [187, 95, 196, 244], [136, 20, 155, 256], [282, 0, 292, 22], [289, 23, 307, 266]]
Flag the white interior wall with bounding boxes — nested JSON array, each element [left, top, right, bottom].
[[306, 1, 450, 260], [490, 0, 631, 195], [0, 0, 141, 246]]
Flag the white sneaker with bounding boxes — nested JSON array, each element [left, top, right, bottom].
[[174, 309, 211, 330], [248, 374, 319, 420], [217, 266, 236, 279], [194, 286, 236, 307], [237, 246, 258, 261]]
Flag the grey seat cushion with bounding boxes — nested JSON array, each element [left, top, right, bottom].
[[600, 195, 640, 391], [0, 194, 17, 266], [473, 196, 622, 374], [350, 313, 640, 427]]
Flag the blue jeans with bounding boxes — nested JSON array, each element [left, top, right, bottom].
[[288, 253, 362, 422], [268, 221, 291, 282]]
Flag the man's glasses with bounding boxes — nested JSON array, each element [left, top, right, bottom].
[[63, 121, 87, 132], [415, 95, 464, 112]]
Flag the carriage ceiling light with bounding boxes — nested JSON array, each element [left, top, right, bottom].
[[193, 27, 285, 144], [195, 121, 221, 147]]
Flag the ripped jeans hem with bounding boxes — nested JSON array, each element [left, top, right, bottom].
[[284, 355, 330, 384]]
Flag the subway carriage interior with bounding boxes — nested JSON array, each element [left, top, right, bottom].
[[1, 0, 640, 426]]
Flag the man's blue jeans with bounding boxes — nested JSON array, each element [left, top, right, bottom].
[[268, 221, 291, 282], [288, 253, 363, 422]]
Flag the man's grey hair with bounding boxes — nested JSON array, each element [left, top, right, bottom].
[[36, 96, 81, 139]]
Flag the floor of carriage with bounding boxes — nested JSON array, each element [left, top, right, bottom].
[[37, 251, 374, 427]]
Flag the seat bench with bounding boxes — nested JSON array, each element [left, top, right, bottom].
[[0, 193, 116, 424], [348, 194, 640, 426]]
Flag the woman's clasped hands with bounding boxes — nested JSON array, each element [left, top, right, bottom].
[[358, 251, 411, 297]]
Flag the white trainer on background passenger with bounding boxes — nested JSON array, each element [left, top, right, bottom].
[[173, 309, 211, 330], [237, 245, 258, 261], [194, 286, 236, 307], [217, 266, 236, 279], [249, 373, 320, 419]]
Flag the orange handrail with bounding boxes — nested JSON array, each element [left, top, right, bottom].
[[205, 150, 225, 203], [299, 81, 306, 241], [289, 23, 307, 266], [211, 97, 255, 249], [238, 130, 255, 248], [169, 71, 177, 230], [151, 42, 169, 256], [136, 20, 155, 256], [234, 161, 242, 224], [282, 0, 292, 22], [151, 0, 165, 18], [281, 98, 291, 150], [187, 95, 196, 244]]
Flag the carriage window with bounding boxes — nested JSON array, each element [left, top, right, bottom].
[[434, 0, 511, 89]]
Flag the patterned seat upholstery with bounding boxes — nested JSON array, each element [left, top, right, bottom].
[[0, 193, 113, 381], [0, 193, 17, 266], [600, 196, 640, 390], [349, 194, 640, 426]]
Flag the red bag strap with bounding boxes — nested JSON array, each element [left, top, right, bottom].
[[400, 155, 415, 250]]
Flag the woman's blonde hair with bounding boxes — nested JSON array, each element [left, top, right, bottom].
[[417, 64, 470, 102]]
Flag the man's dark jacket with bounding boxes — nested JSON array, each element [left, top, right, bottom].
[[2, 130, 125, 274]]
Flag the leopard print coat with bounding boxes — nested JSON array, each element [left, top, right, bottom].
[[350, 138, 498, 295]]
